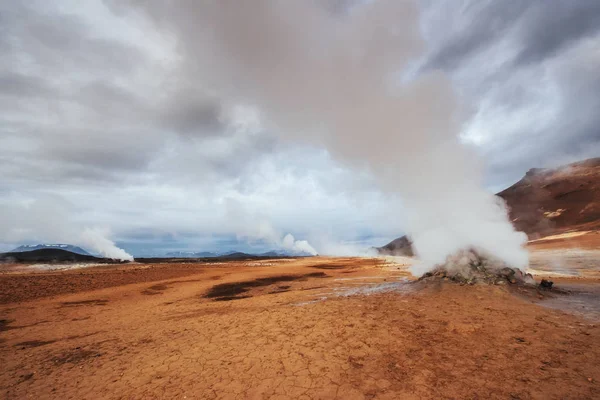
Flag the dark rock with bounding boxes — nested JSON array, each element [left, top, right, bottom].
[[539, 279, 554, 290], [499, 267, 516, 278], [376, 235, 414, 256]]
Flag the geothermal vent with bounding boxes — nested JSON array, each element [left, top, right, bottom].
[[419, 250, 535, 286]]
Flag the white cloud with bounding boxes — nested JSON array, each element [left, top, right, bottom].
[[0, 0, 598, 257]]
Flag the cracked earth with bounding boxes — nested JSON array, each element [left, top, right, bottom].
[[1, 256, 599, 399]]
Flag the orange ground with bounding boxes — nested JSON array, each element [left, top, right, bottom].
[[1, 255, 599, 399], [527, 230, 600, 251]]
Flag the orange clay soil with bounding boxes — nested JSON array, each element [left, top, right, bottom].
[[527, 230, 600, 251], [1, 256, 599, 400]]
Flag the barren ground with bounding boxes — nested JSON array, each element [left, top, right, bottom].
[[1, 239, 599, 399]]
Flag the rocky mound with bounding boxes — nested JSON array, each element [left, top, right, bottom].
[[420, 264, 534, 286], [417, 250, 541, 287]]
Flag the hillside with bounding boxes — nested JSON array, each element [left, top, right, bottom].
[[498, 157, 600, 237], [10, 244, 92, 256], [377, 236, 414, 257], [0, 248, 118, 264], [379, 157, 600, 255]]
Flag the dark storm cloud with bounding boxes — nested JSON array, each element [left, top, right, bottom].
[[44, 131, 153, 172], [159, 89, 224, 136], [423, 0, 600, 71], [499, 37, 600, 184], [513, 0, 600, 65], [483, 75, 600, 192], [420, 0, 600, 190], [0, 72, 54, 97], [0, 0, 255, 190], [0, 2, 146, 76], [422, 1, 529, 71]]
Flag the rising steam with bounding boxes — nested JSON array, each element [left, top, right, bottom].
[[282, 233, 318, 256], [226, 199, 317, 255], [131, 0, 528, 269], [0, 196, 133, 261], [239, 219, 318, 255], [80, 228, 134, 261]]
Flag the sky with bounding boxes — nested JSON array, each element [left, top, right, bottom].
[[1, 0, 599, 256]]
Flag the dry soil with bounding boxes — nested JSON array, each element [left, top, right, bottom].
[[1, 251, 599, 399]]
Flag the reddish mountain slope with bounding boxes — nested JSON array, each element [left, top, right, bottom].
[[498, 157, 600, 238], [379, 158, 600, 255]]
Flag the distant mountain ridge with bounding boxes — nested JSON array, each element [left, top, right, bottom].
[[5, 245, 316, 261], [0, 247, 309, 265], [10, 244, 92, 256], [134, 250, 314, 264], [0, 248, 123, 263], [165, 251, 218, 258], [165, 249, 314, 258]]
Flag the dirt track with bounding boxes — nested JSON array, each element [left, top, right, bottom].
[[1, 255, 599, 399]]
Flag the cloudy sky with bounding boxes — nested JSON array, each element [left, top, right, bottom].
[[1, 0, 599, 256]]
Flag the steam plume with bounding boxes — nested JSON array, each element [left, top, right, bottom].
[[226, 199, 317, 255], [0, 196, 133, 261], [131, 0, 528, 269], [80, 228, 134, 261], [282, 233, 318, 256]]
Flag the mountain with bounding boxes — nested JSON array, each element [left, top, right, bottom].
[[378, 157, 600, 255], [219, 252, 255, 259], [258, 251, 283, 257], [220, 250, 242, 256], [165, 251, 218, 258], [10, 244, 92, 256], [497, 157, 600, 237], [376, 236, 414, 257], [259, 250, 315, 257], [0, 248, 115, 263], [163, 249, 314, 258]]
